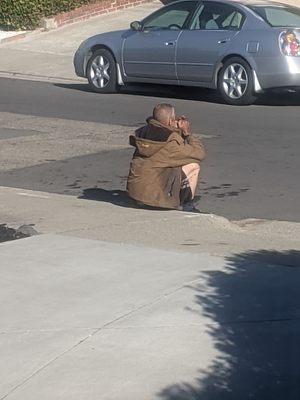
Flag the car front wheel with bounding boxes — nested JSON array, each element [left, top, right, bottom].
[[87, 49, 117, 93], [218, 57, 257, 105]]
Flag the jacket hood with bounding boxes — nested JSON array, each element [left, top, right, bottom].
[[129, 118, 183, 158]]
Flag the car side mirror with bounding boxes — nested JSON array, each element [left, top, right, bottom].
[[130, 21, 142, 31]]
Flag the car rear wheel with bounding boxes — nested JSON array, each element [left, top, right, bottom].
[[87, 49, 117, 93], [218, 57, 257, 105]]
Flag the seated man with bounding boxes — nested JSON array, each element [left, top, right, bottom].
[[126, 103, 206, 212]]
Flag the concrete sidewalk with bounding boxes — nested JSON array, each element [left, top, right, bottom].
[[0, 234, 225, 399], [1, 229, 300, 399]]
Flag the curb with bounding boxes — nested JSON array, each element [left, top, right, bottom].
[[1, 185, 300, 231], [0, 28, 45, 45], [0, 71, 84, 84], [0, 32, 27, 44], [0, 0, 156, 45], [0, 186, 299, 258]]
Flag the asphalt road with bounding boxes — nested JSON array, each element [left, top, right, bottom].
[[0, 77, 299, 222]]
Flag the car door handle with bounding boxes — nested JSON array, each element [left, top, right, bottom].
[[217, 38, 230, 44], [165, 41, 175, 46]]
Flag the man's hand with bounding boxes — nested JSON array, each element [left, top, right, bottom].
[[177, 116, 190, 137]]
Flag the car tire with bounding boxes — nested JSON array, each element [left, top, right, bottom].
[[87, 49, 117, 93], [218, 57, 257, 105]]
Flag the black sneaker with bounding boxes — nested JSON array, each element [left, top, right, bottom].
[[181, 201, 202, 213]]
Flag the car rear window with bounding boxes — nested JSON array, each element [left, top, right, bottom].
[[249, 5, 300, 27]]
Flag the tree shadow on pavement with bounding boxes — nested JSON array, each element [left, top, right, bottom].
[[55, 83, 300, 106], [158, 249, 300, 400], [79, 188, 171, 211]]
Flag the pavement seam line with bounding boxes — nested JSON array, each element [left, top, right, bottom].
[[101, 316, 300, 330], [0, 328, 99, 400], [92, 276, 209, 331], [3, 314, 300, 336]]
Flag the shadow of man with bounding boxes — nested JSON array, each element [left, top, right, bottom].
[[80, 188, 172, 211]]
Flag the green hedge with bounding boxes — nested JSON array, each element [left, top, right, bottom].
[[0, 0, 95, 30]]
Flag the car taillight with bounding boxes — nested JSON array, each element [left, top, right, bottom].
[[280, 30, 300, 56]]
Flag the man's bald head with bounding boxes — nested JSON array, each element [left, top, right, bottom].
[[153, 103, 175, 126]]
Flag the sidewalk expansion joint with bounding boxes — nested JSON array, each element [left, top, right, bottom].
[[100, 316, 300, 330], [0, 328, 98, 400]]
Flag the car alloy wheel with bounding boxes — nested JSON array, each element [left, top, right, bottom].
[[218, 57, 257, 105], [90, 55, 110, 89], [222, 63, 248, 100], [87, 48, 118, 93]]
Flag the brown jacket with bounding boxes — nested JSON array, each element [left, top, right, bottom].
[[126, 118, 206, 209]]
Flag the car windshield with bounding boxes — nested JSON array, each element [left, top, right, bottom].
[[249, 5, 300, 27]]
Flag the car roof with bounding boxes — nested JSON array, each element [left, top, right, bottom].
[[229, 0, 294, 6], [166, 0, 298, 10], [197, 0, 296, 7], [218, 0, 298, 7]]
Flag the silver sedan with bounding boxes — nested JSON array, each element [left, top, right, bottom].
[[74, 0, 300, 105]]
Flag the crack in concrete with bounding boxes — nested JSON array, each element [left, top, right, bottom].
[[0, 328, 98, 400], [100, 316, 300, 330]]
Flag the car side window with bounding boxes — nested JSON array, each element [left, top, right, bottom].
[[190, 2, 244, 30], [142, 1, 198, 31], [230, 11, 243, 29], [221, 11, 243, 29]]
